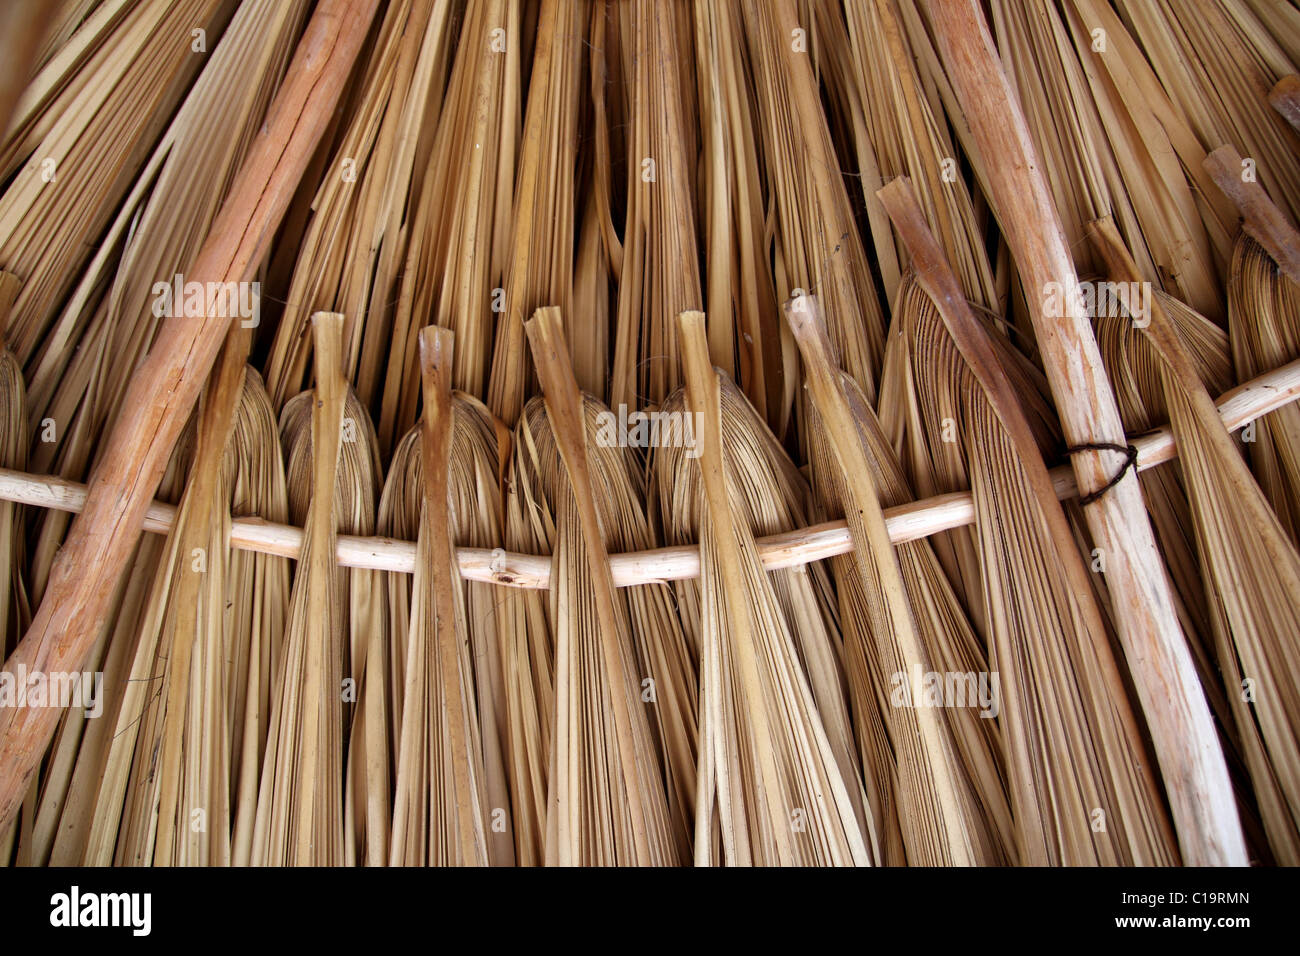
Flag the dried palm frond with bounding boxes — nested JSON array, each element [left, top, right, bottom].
[[609, 0, 702, 411], [741, 0, 884, 401], [0, 0, 228, 363], [65, 339, 288, 866], [843, 0, 995, 310], [8, 0, 1300, 873], [0, 0, 377, 853], [19, 331, 202, 868], [887, 276, 1178, 865], [691, 0, 783, 427], [16, 475, 187, 867], [380, 329, 515, 865], [264, 0, 456, 416], [22, 0, 307, 603], [513, 308, 688, 864], [1094, 287, 1233, 696], [13, 0, 305, 850], [1219, 0, 1299, 80], [1245, 0, 1300, 68], [1054, 0, 1237, 283], [384, 0, 519, 439], [878, 280, 1059, 643], [494, 410, 556, 865], [486, 0, 584, 425], [222, 370, 295, 866], [1116, 0, 1300, 227], [252, 314, 383, 865], [532, 312, 698, 854], [654, 311, 870, 866], [567, 1, 624, 402], [789, 295, 1012, 866], [383, 328, 490, 864], [1229, 234, 1300, 544], [570, 183, 612, 400], [994, 0, 1222, 320], [0, 275, 27, 866], [4, 2, 150, 168], [0, 273, 28, 655]]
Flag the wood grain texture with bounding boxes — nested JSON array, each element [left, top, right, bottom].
[[1270, 76, 1300, 135]]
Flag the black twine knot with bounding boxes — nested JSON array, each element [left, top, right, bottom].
[[1064, 441, 1139, 506]]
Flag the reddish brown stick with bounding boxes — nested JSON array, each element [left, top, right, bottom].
[[1269, 76, 1300, 135], [922, 0, 1245, 865], [0, 1, 58, 143], [1205, 144, 1300, 284], [0, 0, 382, 831]]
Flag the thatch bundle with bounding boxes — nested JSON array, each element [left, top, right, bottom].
[[2, 0, 1300, 868]]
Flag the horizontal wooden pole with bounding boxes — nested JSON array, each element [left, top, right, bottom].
[[3, 356, 1299, 588]]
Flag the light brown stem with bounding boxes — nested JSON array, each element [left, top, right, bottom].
[[418, 326, 482, 862], [786, 294, 973, 864], [676, 309, 793, 866], [524, 306, 653, 864], [296, 312, 348, 864], [879, 177, 1177, 863]]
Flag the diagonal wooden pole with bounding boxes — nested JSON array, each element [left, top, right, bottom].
[[919, 0, 1246, 865], [1204, 143, 1300, 284], [1270, 76, 1300, 136], [0, 1, 58, 141], [0, 0, 383, 831]]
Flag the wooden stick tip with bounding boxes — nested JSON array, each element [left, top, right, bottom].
[[417, 325, 454, 371], [1271, 74, 1300, 97], [1203, 144, 1243, 178], [309, 310, 345, 330], [523, 306, 566, 363], [874, 174, 915, 206], [675, 310, 706, 335]]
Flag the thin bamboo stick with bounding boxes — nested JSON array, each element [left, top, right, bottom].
[[2, 353, 1299, 589]]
